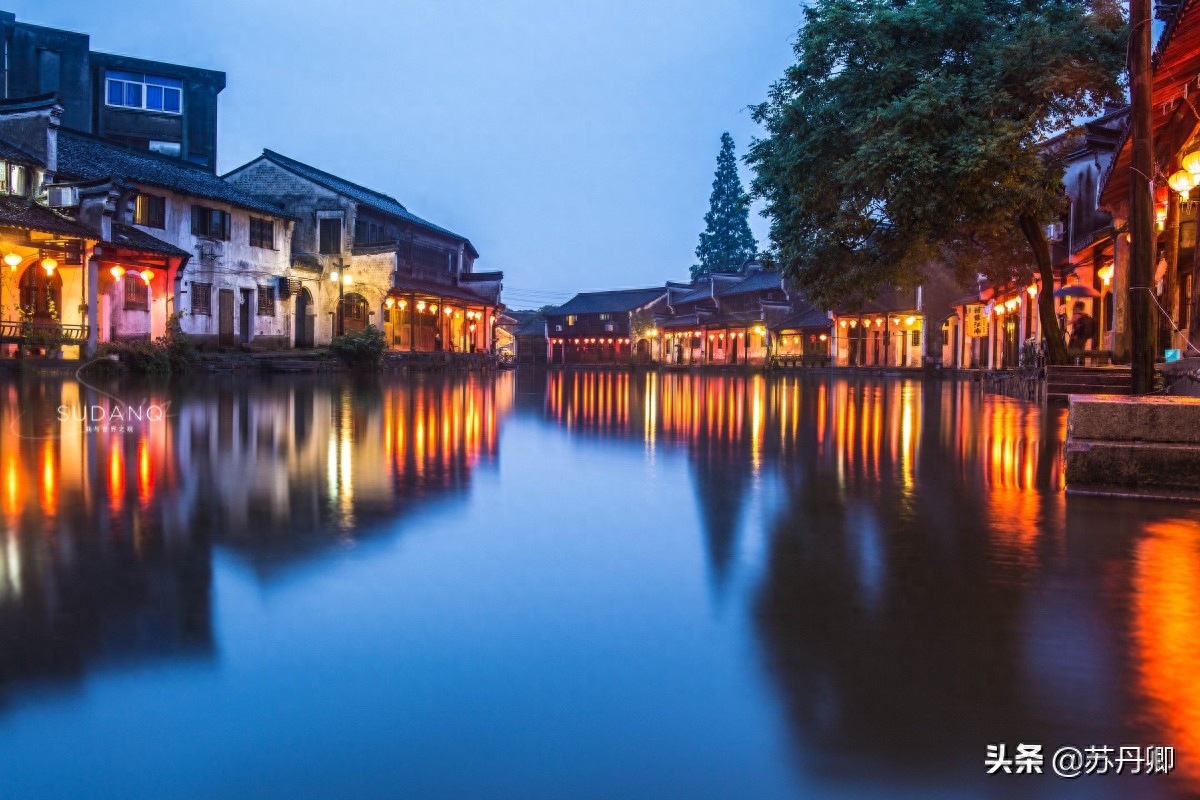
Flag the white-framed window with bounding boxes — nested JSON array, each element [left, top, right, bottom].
[[566, 315, 577, 326], [598, 313, 611, 321], [149, 140, 182, 157], [105, 70, 183, 114]]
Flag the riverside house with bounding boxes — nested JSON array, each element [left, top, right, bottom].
[[654, 263, 793, 366], [225, 151, 501, 351], [0, 95, 198, 358], [544, 287, 667, 365], [53, 129, 295, 348]]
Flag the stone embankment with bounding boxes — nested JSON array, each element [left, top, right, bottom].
[[1065, 394, 1200, 500]]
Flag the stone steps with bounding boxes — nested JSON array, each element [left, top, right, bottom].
[[1065, 395, 1200, 499], [1046, 365, 1132, 400]]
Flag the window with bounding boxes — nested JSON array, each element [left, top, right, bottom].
[[191, 205, 230, 240], [910, 330, 921, 346], [354, 219, 385, 244], [249, 217, 275, 249], [257, 285, 276, 316], [566, 315, 577, 326], [105, 70, 183, 114], [598, 313, 611, 321], [9, 164, 25, 197], [191, 282, 212, 315], [134, 194, 166, 229], [149, 140, 181, 157], [319, 218, 341, 254], [125, 277, 149, 310]]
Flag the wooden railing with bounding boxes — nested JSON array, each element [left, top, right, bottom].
[[0, 321, 89, 345]]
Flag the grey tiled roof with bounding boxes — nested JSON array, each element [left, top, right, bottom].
[[56, 130, 292, 218], [718, 269, 783, 296], [515, 317, 547, 337], [0, 197, 97, 239], [252, 150, 479, 257], [110, 223, 190, 258], [0, 135, 42, 166], [550, 287, 666, 316], [773, 307, 831, 330], [673, 284, 713, 306]]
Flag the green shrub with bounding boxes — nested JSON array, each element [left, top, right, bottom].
[[156, 312, 198, 373], [330, 325, 387, 368], [94, 339, 172, 376]]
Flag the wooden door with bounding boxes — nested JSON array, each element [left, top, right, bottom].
[[218, 289, 235, 347]]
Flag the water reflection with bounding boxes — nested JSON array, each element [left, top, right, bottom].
[[523, 370, 1200, 797], [0, 369, 1196, 798], [0, 373, 508, 705]]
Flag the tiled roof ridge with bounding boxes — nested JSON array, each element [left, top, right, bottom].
[[258, 148, 408, 211], [59, 127, 216, 174]]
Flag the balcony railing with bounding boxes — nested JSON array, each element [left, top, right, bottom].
[[0, 321, 89, 345]]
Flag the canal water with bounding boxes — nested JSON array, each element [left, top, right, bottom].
[[0, 370, 1196, 799]]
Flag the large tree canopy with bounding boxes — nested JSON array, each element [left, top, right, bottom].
[[695, 132, 759, 279], [747, 0, 1125, 360]]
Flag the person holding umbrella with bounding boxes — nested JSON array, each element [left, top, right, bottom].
[[1068, 300, 1096, 352]]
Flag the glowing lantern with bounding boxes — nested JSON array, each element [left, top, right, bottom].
[[1098, 264, 1114, 285], [839, 320, 847, 328], [40, 256, 57, 274], [1004, 299, 1017, 312], [995, 305, 1004, 316], [385, 297, 395, 308], [444, 306, 453, 316], [849, 319, 858, 328], [398, 299, 408, 310], [109, 266, 125, 280], [1184, 150, 1200, 176], [1027, 284, 1038, 297], [905, 316, 916, 325], [140, 269, 154, 284], [429, 304, 437, 314], [1169, 169, 1193, 200], [416, 301, 426, 312], [819, 333, 828, 342], [3, 252, 20, 269], [875, 317, 884, 326]]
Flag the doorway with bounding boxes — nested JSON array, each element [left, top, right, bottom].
[[239, 288, 252, 344], [218, 289, 235, 348], [295, 287, 314, 348]]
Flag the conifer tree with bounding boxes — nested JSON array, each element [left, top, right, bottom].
[[694, 132, 758, 280]]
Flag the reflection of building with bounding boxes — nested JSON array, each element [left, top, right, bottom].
[[0, 379, 213, 703], [0, 372, 511, 705], [225, 151, 501, 350]]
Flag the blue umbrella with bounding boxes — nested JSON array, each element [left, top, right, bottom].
[[1053, 284, 1102, 299]]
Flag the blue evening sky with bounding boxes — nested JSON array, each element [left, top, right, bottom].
[[19, 0, 802, 309]]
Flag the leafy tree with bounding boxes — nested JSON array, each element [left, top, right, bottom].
[[694, 132, 759, 280], [747, 0, 1125, 364]]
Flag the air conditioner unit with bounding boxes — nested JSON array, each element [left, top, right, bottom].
[[1044, 222, 1064, 243], [199, 240, 224, 259], [46, 186, 79, 208]]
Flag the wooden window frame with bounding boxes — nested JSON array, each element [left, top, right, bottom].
[[191, 281, 212, 315]]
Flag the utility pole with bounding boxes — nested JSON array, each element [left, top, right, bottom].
[[1129, 0, 1156, 394]]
